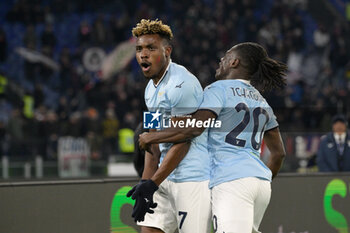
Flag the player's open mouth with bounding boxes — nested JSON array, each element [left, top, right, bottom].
[[141, 62, 151, 72]]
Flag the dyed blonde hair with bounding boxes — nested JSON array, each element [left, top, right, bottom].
[[132, 19, 173, 41]]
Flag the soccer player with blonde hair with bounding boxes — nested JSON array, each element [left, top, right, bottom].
[[126, 19, 211, 233]]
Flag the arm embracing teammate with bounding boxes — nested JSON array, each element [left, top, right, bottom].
[[140, 42, 287, 233]]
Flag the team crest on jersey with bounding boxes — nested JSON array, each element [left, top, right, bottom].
[[143, 110, 162, 129]]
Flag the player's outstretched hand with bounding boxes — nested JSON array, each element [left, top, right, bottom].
[[127, 179, 159, 222]]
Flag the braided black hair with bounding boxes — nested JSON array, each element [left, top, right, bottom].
[[234, 42, 287, 92]]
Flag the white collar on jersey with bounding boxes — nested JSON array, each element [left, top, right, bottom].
[[153, 59, 172, 88], [235, 79, 251, 85]]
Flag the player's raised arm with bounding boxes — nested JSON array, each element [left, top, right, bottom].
[[263, 127, 286, 179]]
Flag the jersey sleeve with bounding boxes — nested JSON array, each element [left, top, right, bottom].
[[167, 78, 203, 116], [265, 106, 279, 131], [199, 84, 225, 117]]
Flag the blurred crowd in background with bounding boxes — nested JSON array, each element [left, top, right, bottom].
[[0, 0, 349, 171]]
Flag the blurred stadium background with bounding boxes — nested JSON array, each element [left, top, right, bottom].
[[0, 0, 349, 232], [0, 0, 349, 179]]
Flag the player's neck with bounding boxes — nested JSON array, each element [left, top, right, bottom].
[[225, 70, 249, 81], [152, 59, 170, 86]]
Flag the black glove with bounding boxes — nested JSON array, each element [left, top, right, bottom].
[[131, 194, 158, 222], [127, 180, 149, 222], [126, 179, 159, 222], [126, 180, 146, 199]]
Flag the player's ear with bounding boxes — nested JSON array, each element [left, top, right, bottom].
[[231, 58, 239, 68], [165, 45, 172, 58]]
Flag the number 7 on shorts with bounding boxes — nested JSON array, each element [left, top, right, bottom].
[[178, 211, 187, 229]]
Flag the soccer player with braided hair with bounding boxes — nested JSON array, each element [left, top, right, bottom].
[[126, 19, 211, 233], [140, 42, 287, 232]]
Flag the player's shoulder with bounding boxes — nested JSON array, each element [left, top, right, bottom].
[[165, 62, 202, 93], [206, 80, 222, 88], [204, 80, 230, 91], [169, 62, 198, 83], [239, 81, 269, 106]]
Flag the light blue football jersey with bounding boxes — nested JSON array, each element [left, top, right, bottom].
[[199, 79, 278, 188], [144, 61, 210, 182]]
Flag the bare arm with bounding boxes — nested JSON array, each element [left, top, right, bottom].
[[141, 129, 161, 179], [139, 110, 216, 149], [150, 142, 190, 186], [263, 127, 286, 179]]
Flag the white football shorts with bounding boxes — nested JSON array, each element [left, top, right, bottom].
[[211, 177, 271, 233], [137, 179, 211, 233]]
